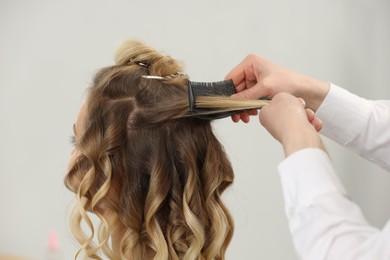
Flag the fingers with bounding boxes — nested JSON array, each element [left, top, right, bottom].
[[312, 117, 323, 132], [298, 97, 306, 107], [297, 98, 322, 132], [231, 94, 320, 129], [230, 109, 259, 123], [231, 114, 241, 123], [231, 86, 264, 99], [231, 112, 250, 123], [305, 108, 323, 132], [241, 113, 250, 123], [234, 80, 251, 92], [226, 54, 270, 100], [249, 109, 259, 116], [225, 59, 248, 86], [305, 108, 315, 121]]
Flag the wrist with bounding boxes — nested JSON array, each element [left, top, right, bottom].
[[294, 76, 330, 112], [282, 125, 324, 157]]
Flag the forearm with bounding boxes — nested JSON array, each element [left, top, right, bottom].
[[278, 149, 385, 260], [282, 126, 325, 157], [316, 84, 390, 171], [291, 192, 383, 260]]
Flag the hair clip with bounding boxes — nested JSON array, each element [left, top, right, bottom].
[[172, 72, 187, 77], [141, 72, 187, 80], [129, 58, 150, 68], [137, 61, 149, 68], [141, 75, 165, 80]]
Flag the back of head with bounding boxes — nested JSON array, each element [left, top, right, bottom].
[[65, 40, 234, 260]]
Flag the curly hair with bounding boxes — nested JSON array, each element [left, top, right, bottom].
[[65, 40, 236, 259]]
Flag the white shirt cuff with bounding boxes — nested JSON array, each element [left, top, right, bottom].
[[316, 83, 371, 145], [278, 148, 347, 217]]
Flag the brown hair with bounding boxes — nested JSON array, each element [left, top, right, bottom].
[[65, 40, 242, 259]]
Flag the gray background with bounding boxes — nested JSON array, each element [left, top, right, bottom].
[[1, 0, 389, 259]]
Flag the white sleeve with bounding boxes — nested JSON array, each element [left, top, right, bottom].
[[278, 148, 390, 260], [316, 84, 390, 171]]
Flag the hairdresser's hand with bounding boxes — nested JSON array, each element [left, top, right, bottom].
[[226, 54, 330, 122], [259, 93, 324, 157]]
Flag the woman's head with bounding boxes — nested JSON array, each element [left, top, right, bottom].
[[65, 40, 234, 259]]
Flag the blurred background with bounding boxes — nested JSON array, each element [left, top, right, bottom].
[[1, 0, 389, 259]]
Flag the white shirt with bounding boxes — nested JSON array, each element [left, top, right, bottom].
[[277, 84, 390, 260]]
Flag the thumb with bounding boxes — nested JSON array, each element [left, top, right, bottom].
[[232, 84, 267, 100]]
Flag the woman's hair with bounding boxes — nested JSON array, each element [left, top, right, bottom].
[[65, 40, 262, 260]]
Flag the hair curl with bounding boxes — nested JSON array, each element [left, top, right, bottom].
[[65, 40, 236, 259]]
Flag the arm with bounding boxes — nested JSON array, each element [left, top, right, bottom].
[[227, 54, 390, 171], [317, 84, 390, 171], [260, 93, 390, 260], [278, 148, 389, 260], [225, 54, 330, 122]]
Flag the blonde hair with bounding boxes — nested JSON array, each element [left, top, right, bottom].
[[65, 40, 264, 260]]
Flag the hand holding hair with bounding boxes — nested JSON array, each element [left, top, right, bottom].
[[259, 93, 324, 156], [226, 41, 390, 259], [225, 54, 330, 123]]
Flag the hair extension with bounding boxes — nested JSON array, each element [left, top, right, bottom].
[[65, 40, 259, 259]]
